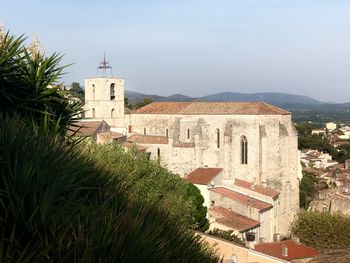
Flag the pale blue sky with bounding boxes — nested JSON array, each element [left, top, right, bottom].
[[2, 0, 350, 102]]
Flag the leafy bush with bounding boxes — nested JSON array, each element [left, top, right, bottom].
[[0, 116, 220, 262], [82, 142, 209, 230], [208, 228, 245, 246], [299, 172, 317, 209], [0, 31, 81, 134], [291, 211, 350, 249]]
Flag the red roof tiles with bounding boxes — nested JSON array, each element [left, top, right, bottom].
[[211, 206, 260, 232], [185, 168, 223, 185], [209, 187, 273, 211], [127, 134, 168, 144], [255, 240, 318, 261], [234, 179, 280, 198], [173, 142, 195, 148], [70, 121, 105, 137], [135, 102, 291, 115], [98, 131, 125, 140]]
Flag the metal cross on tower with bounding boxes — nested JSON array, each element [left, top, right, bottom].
[[97, 52, 113, 77]]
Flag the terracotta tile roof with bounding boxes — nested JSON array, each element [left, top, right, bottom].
[[122, 142, 148, 152], [210, 206, 260, 232], [255, 240, 318, 261], [173, 142, 195, 148], [98, 131, 125, 140], [234, 179, 280, 198], [70, 121, 104, 137], [185, 168, 223, 185], [127, 134, 168, 144], [134, 102, 291, 115], [209, 187, 273, 211]]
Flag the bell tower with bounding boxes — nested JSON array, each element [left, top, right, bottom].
[[84, 54, 125, 127]]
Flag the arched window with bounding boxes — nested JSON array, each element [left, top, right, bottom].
[[216, 129, 220, 148], [241, 136, 248, 164], [111, 108, 115, 118], [110, 83, 115, 100], [144, 128, 146, 135], [166, 129, 169, 137], [157, 148, 160, 160], [187, 129, 190, 139], [92, 108, 95, 118], [92, 84, 95, 100]]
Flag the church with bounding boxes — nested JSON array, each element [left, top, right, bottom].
[[82, 64, 302, 244]]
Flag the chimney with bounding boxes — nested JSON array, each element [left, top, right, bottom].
[[281, 243, 288, 257]]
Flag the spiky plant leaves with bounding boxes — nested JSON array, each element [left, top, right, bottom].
[[0, 116, 220, 262], [0, 31, 81, 135]]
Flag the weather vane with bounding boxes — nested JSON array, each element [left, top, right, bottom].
[[97, 52, 113, 77]]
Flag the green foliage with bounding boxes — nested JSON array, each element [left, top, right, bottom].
[[335, 144, 350, 163], [208, 228, 245, 246], [0, 115, 220, 262], [298, 134, 337, 156], [295, 123, 324, 137], [0, 31, 81, 135], [185, 184, 209, 231], [291, 211, 350, 250], [83, 142, 209, 230], [299, 172, 317, 209]]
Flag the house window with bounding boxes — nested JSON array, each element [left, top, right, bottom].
[[144, 128, 146, 135], [241, 135, 248, 164], [128, 126, 132, 133], [187, 129, 190, 139], [111, 108, 115, 118], [166, 128, 169, 137], [211, 200, 215, 207], [92, 108, 95, 118], [110, 83, 115, 100], [216, 129, 220, 148]]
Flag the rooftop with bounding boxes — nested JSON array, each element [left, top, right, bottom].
[[255, 240, 318, 261], [69, 121, 105, 137], [185, 168, 223, 185], [134, 102, 291, 115], [98, 131, 125, 140], [234, 179, 280, 198], [210, 187, 273, 211], [210, 206, 260, 232], [127, 134, 168, 144]]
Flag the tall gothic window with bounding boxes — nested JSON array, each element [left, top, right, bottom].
[[92, 108, 95, 118], [216, 129, 220, 148], [144, 128, 146, 135], [111, 108, 115, 117], [157, 148, 161, 163], [110, 83, 115, 100], [241, 136, 248, 164], [166, 128, 169, 137], [187, 129, 190, 139]]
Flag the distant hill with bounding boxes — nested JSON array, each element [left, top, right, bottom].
[[124, 90, 350, 122], [125, 90, 322, 106], [200, 92, 322, 106]]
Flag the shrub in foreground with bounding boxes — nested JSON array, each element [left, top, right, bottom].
[[0, 116, 219, 262]]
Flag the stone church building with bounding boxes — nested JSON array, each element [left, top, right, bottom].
[[84, 74, 302, 244]]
